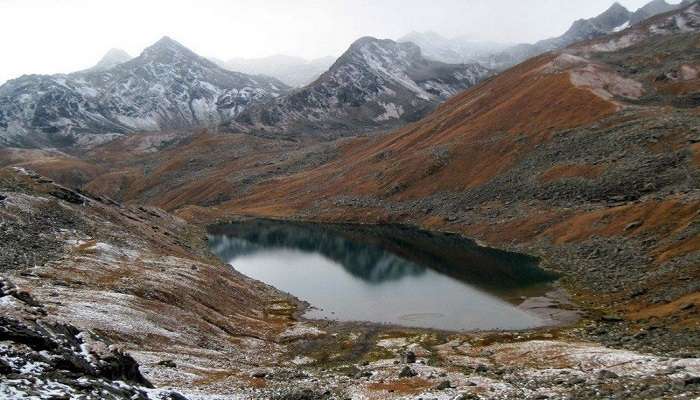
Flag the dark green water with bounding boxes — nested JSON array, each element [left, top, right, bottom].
[[208, 219, 558, 331]]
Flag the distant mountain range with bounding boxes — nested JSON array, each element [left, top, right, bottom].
[[215, 55, 335, 87], [230, 37, 492, 138], [404, 0, 692, 69], [0, 0, 690, 149], [398, 32, 512, 64], [0, 37, 289, 148], [0, 36, 491, 147]]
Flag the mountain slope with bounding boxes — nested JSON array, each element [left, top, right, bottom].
[[230, 37, 492, 138], [184, 3, 700, 349], [220, 54, 335, 87], [630, 0, 685, 24], [490, 0, 691, 69], [0, 37, 289, 148]]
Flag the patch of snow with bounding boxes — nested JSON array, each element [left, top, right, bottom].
[[569, 64, 644, 101], [278, 323, 325, 340], [290, 355, 315, 365], [613, 21, 630, 32], [373, 102, 404, 121]]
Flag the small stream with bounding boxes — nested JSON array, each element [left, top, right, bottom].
[[208, 219, 560, 331]]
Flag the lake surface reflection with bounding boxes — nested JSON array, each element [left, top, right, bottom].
[[208, 220, 558, 331]]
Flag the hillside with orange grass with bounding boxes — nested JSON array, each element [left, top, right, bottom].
[[171, 4, 699, 354]]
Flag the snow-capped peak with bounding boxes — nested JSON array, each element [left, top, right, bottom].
[[0, 36, 290, 148], [139, 36, 204, 64], [232, 36, 492, 137]]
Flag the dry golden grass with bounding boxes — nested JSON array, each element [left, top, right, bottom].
[[367, 378, 432, 395]]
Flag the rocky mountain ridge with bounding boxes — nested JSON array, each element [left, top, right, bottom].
[[410, 0, 693, 69], [230, 36, 493, 138], [0, 37, 289, 149]]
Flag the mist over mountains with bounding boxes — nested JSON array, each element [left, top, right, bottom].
[[216, 55, 336, 87], [402, 0, 691, 69]]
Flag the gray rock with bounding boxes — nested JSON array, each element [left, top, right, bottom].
[[404, 351, 417, 364], [436, 380, 452, 390], [251, 370, 268, 379], [598, 369, 619, 379], [398, 366, 417, 378], [685, 376, 700, 386]]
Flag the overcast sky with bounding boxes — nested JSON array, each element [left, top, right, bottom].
[[0, 0, 680, 84]]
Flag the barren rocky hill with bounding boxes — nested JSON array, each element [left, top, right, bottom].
[[0, 167, 304, 398], [488, 0, 692, 69], [229, 37, 492, 138], [0, 37, 289, 149]]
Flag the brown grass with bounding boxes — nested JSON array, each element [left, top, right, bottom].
[[222, 54, 618, 215], [628, 292, 700, 320], [367, 378, 433, 394], [692, 143, 700, 167]]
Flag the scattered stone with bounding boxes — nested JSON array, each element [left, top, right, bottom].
[[404, 351, 416, 364], [161, 392, 189, 400], [680, 303, 695, 310], [454, 394, 480, 400], [251, 370, 268, 379], [567, 377, 586, 385], [49, 188, 85, 205], [685, 376, 700, 386], [600, 314, 624, 323], [625, 221, 642, 231], [398, 366, 417, 378], [598, 369, 619, 379], [157, 359, 177, 368], [0, 358, 14, 374], [354, 371, 372, 379], [436, 380, 452, 390]]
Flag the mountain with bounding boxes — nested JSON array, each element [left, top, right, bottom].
[[230, 37, 492, 138], [0, 36, 289, 148], [398, 31, 511, 64], [630, 0, 687, 24], [220, 54, 335, 87], [490, 0, 691, 69], [89, 48, 132, 71]]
